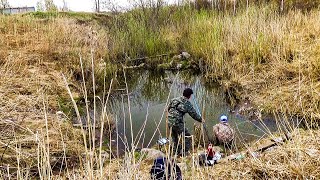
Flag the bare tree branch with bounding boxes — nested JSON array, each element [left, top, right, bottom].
[[0, 0, 10, 9]]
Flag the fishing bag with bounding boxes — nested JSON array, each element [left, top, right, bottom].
[[150, 157, 182, 180]]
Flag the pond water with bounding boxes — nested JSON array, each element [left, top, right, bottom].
[[107, 70, 279, 152]]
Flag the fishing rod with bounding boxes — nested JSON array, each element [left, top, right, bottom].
[[192, 87, 213, 143]]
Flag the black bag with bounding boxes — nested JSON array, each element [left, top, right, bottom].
[[150, 157, 182, 180]]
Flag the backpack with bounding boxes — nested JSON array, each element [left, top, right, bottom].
[[150, 157, 182, 180]]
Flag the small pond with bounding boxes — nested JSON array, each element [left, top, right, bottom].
[[107, 70, 280, 153]]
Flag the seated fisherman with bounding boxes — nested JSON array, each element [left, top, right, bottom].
[[212, 115, 235, 151]]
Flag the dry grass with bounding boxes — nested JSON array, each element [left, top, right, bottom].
[[0, 4, 320, 179], [184, 8, 320, 120], [201, 128, 320, 179], [123, 128, 319, 180], [0, 14, 113, 177], [0, 14, 110, 108]]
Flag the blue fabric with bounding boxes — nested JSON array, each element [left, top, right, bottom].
[[150, 157, 182, 180]]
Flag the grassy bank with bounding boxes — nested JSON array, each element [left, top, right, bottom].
[[0, 1, 319, 179], [0, 13, 115, 175], [189, 7, 320, 120]]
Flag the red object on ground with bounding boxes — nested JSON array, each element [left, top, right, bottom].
[[207, 144, 215, 157]]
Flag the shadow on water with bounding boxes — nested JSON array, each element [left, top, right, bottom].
[[106, 70, 287, 155]]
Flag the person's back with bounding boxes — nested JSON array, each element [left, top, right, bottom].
[[168, 96, 201, 126], [213, 115, 234, 144]]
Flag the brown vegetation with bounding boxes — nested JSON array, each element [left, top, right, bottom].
[[0, 14, 113, 176], [0, 1, 319, 178]]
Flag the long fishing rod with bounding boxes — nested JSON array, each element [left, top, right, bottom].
[[192, 86, 212, 143]]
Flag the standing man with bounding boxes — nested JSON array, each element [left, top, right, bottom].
[[212, 115, 235, 151], [168, 88, 203, 156]]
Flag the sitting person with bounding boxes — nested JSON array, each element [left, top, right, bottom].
[[212, 115, 235, 151]]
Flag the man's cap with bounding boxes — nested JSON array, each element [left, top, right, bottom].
[[220, 115, 228, 122]]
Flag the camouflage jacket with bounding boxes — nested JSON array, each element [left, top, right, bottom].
[[212, 122, 234, 144], [167, 96, 202, 127]]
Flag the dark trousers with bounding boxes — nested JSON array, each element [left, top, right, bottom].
[[170, 125, 191, 156]]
